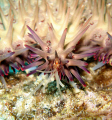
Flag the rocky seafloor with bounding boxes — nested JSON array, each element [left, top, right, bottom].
[[0, 61, 112, 120]]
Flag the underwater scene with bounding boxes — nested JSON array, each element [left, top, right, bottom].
[[0, 0, 112, 119]]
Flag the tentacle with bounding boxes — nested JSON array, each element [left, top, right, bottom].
[[10, 63, 20, 70], [64, 46, 75, 57], [34, 57, 42, 62], [22, 61, 44, 71], [2, 65, 8, 75], [58, 28, 67, 49], [78, 66, 90, 73], [64, 68, 73, 81], [73, 53, 95, 59], [27, 62, 48, 76], [25, 45, 47, 58], [30, 53, 39, 58], [26, 58, 32, 64], [0, 52, 15, 62], [0, 68, 4, 76], [66, 59, 88, 67], [15, 57, 25, 66], [27, 25, 47, 51], [81, 47, 102, 54], [67, 25, 90, 49], [0, 76, 7, 89], [70, 68, 86, 87], [92, 62, 106, 71]]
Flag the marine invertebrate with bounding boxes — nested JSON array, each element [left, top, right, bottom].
[[22, 23, 101, 94], [47, 0, 91, 44], [93, 33, 112, 63], [0, 0, 103, 91], [74, 0, 112, 70], [0, 0, 37, 87], [1, 0, 112, 119], [81, 0, 107, 46], [92, 32, 112, 70], [80, 0, 111, 48]]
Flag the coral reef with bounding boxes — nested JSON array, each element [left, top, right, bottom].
[[0, 0, 112, 119]]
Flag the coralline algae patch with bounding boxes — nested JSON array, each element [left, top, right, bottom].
[[0, 72, 112, 120]]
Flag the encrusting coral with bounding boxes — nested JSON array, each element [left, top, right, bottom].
[[0, 0, 112, 95]]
